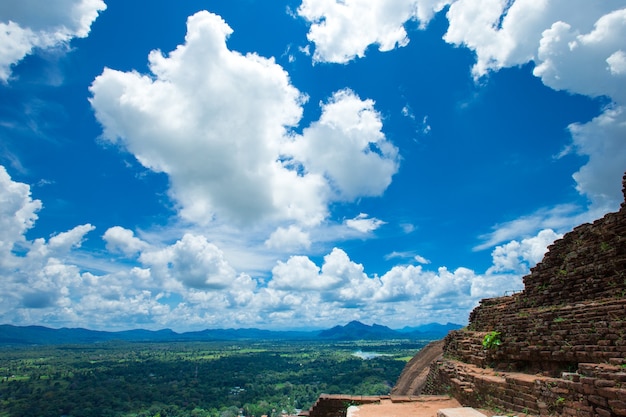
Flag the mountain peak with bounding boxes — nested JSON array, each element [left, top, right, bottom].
[[345, 320, 369, 327], [318, 321, 397, 340]]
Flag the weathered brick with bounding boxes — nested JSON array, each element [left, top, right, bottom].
[[609, 399, 626, 410], [597, 387, 626, 400], [587, 394, 608, 406], [415, 176, 626, 417], [595, 407, 613, 417], [594, 379, 616, 388]]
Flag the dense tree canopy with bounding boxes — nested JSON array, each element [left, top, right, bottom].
[[0, 340, 425, 417]]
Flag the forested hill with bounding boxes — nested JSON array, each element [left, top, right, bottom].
[[0, 321, 462, 345]]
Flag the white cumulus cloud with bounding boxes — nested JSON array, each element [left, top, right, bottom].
[[285, 89, 399, 201], [0, 0, 106, 83], [0, 165, 41, 255], [265, 225, 311, 251], [90, 11, 307, 227], [443, 1, 626, 215], [90, 11, 399, 240], [298, 0, 626, 226], [0, 164, 577, 330], [488, 229, 562, 274], [533, 7, 626, 104], [297, 0, 459, 64], [271, 255, 330, 290], [139, 234, 238, 290], [0, 166, 97, 321], [103, 226, 149, 256], [569, 106, 626, 212], [297, 0, 417, 63]]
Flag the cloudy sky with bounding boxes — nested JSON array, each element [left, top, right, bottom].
[[1, 0, 625, 332]]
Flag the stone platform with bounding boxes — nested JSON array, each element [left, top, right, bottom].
[[438, 408, 487, 417]]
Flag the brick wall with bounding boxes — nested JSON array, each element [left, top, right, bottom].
[[425, 358, 626, 416], [423, 173, 626, 417], [455, 298, 626, 372]]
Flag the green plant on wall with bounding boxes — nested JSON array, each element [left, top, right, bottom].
[[482, 331, 502, 349]]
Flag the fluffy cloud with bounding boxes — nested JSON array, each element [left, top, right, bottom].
[[344, 213, 386, 233], [297, 0, 473, 63], [0, 164, 563, 330], [0, 169, 258, 329], [103, 226, 148, 256], [47, 224, 95, 252], [0, 165, 41, 255], [90, 11, 307, 226], [533, 8, 626, 104], [6, 2, 626, 331], [0, 168, 96, 321], [298, 0, 626, 223], [297, 0, 417, 63], [271, 255, 329, 290], [568, 107, 626, 212], [443, 0, 546, 78], [0, 0, 106, 82], [139, 234, 238, 290], [286, 89, 399, 201], [443, 1, 625, 80], [443, 1, 626, 213], [297, 0, 461, 63], [265, 225, 311, 251], [488, 229, 562, 274], [270, 244, 522, 320], [90, 11, 398, 235]]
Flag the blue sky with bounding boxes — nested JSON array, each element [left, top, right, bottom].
[[1, 0, 625, 332]]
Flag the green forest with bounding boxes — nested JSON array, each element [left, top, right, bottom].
[[0, 339, 426, 417]]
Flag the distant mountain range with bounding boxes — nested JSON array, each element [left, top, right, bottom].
[[0, 321, 463, 345]]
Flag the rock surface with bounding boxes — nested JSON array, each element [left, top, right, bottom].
[[392, 340, 445, 396]]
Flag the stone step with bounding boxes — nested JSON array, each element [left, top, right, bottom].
[[437, 408, 487, 417]]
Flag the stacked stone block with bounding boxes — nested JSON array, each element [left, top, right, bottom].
[[425, 359, 626, 416], [425, 173, 626, 417], [457, 298, 626, 372]]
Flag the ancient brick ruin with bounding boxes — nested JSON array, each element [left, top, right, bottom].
[[423, 173, 626, 416]]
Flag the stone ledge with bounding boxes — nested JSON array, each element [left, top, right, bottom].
[[437, 408, 487, 417]]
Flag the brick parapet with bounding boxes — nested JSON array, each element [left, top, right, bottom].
[[425, 359, 626, 416]]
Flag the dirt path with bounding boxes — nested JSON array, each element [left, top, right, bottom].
[[391, 340, 444, 396]]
